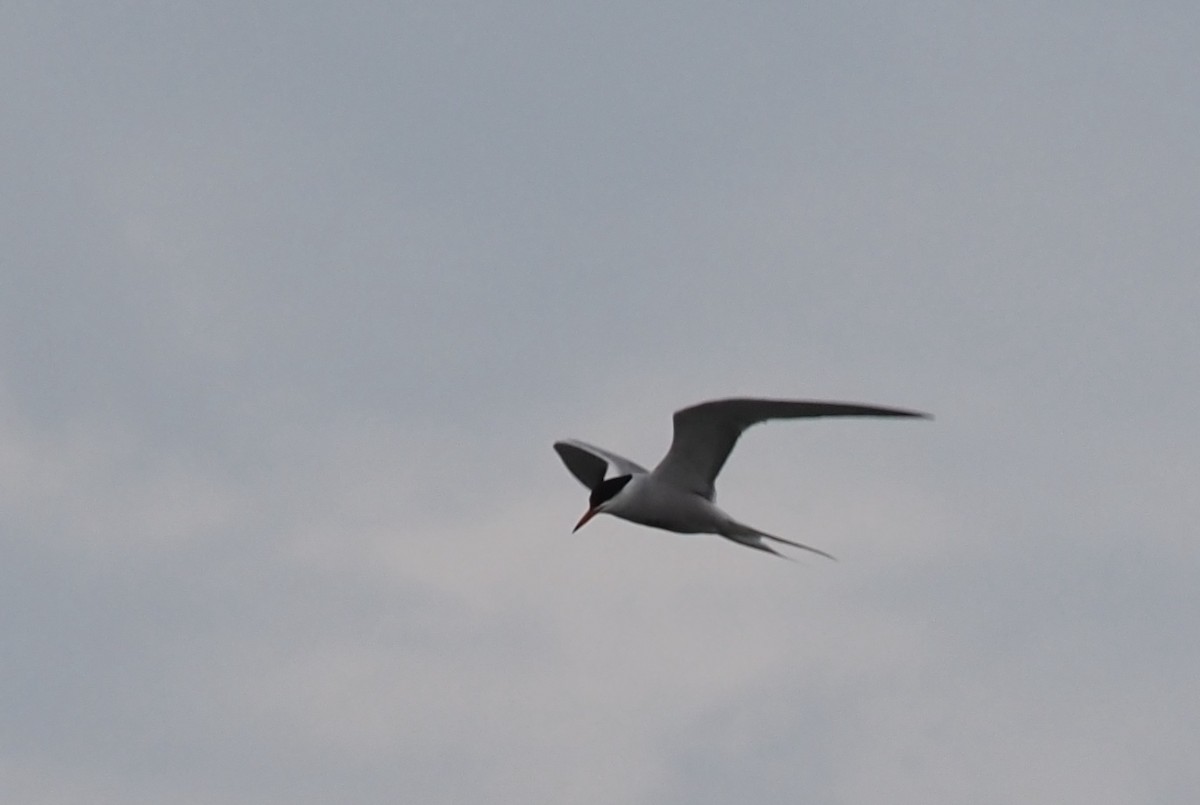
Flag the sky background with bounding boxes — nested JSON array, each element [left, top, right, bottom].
[[3, 2, 1198, 803]]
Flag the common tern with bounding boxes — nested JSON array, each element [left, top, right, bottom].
[[554, 398, 930, 558]]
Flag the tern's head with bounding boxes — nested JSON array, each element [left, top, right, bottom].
[[572, 474, 633, 532]]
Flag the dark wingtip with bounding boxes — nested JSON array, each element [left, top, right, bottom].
[[892, 410, 936, 422]]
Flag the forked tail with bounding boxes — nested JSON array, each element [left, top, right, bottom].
[[718, 521, 836, 561]]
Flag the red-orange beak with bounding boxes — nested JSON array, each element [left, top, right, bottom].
[[573, 506, 599, 532]]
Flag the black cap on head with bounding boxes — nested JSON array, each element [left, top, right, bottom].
[[589, 475, 632, 508]]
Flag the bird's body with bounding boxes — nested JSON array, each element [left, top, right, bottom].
[[600, 472, 732, 534], [554, 397, 929, 558]]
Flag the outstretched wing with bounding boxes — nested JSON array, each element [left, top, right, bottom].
[[652, 398, 930, 499], [553, 439, 649, 490]]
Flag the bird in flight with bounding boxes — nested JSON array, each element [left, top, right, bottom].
[[554, 397, 930, 558]]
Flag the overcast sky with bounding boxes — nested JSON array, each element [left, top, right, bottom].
[[3, 3, 1198, 804]]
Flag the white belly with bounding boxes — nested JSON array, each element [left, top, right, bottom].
[[609, 476, 732, 534]]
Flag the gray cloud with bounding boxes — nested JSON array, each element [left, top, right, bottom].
[[3, 2, 1198, 803]]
